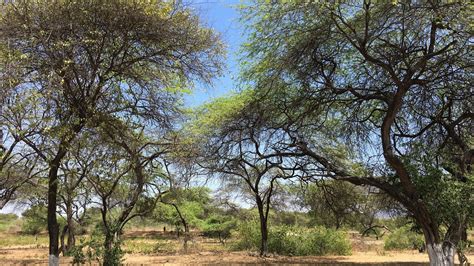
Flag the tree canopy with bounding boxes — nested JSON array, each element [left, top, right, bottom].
[[235, 1, 472, 264]]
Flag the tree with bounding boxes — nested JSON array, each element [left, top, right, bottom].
[[21, 203, 48, 235], [57, 135, 95, 255], [0, 1, 223, 264], [240, 1, 473, 265], [156, 186, 212, 250], [202, 213, 237, 245], [0, 60, 44, 208], [297, 181, 362, 230], [193, 93, 304, 256], [160, 161, 211, 249], [295, 180, 398, 236], [83, 123, 169, 266]]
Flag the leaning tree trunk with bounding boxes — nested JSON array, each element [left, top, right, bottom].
[[183, 223, 190, 252], [59, 225, 68, 256], [172, 203, 190, 251]]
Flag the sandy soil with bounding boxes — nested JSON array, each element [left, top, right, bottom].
[[1, 247, 473, 265], [1, 230, 472, 265]]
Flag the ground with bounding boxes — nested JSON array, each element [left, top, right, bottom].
[[0, 227, 472, 265]]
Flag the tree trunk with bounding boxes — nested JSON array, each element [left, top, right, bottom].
[[426, 242, 455, 266], [171, 203, 190, 251], [103, 233, 114, 266], [60, 200, 76, 255], [256, 199, 268, 256], [65, 201, 75, 253], [183, 223, 190, 252], [103, 231, 120, 266], [47, 161, 62, 266], [60, 225, 67, 255], [260, 226, 268, 257]]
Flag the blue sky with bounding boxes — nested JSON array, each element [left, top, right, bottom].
[[184, 0, 244, 107]]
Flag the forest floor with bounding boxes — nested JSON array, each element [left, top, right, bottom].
[[0, 228, 472, 265]]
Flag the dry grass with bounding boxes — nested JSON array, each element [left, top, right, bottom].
[[0, 227, 472, 265]]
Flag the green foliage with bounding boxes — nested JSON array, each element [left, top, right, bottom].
[[103, 237, 124, 266], [233, 221, 351, 256], [269, 211, 310, 227], [202, 214, 237, 244], [188, 89, 255, 137], [300, 182, 362, 229], [270, 226, 351, 256], [384, 225, 424, 250], [21, 204, 47, 235], [409, 161, 474, 229], [67, 226, 125, 265], [0, 213, 17, 221], [232, 220, 260, 251], [0, 213, 18, 232], [69, 236, 104, 265], [154, 187, 212, 230], [68, 245, 87, 265]]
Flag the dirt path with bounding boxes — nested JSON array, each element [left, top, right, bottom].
[[1, 248, 473, 265]]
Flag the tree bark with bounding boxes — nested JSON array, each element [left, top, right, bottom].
[[103, 232, 117, 266], [426, 242, 455, 266], [47, 154, 64, 266], [47, 123, 83, 266], [256, 197, 268, 256], [66, 198, 75, 253], [60, 199, 76, 255], [172, 203, 190, 251], [59, 225, 67, 256]]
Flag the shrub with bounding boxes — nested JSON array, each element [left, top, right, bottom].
[[233, 221, 352, 256], [69, 226, 106, 264], [384, 225, 424, 250], [268, 226, 352, 256], [202, 215, 237, 244], [231, 219, 260, 251], [21, 204, 47, 235]]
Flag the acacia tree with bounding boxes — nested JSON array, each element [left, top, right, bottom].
[[297, 181, 362, 230], [80, 121, 170, 265], [240, 1, 473, 265], [193, 93, 304, 256], [0, 84, 45, 208], [155, 157, 211, 250], [57, 135, 95, 255], [0, 1, 223, 264]]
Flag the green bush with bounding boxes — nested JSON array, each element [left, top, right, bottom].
[[233, 221, 352, 256], [384, 225, 424, 250], [69, 224, 125, 265], [21, 204, 47, 235], [232, 219, 260, 250], [268, 226, 352, 256], [202, 215, 237, 244], [20, 204, 66, 235]]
